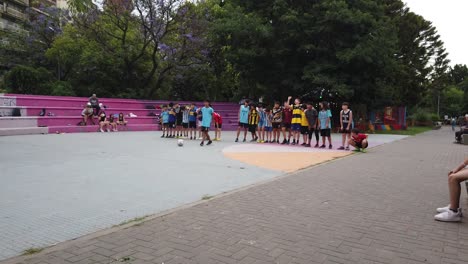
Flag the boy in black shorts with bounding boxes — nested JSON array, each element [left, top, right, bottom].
[[248, 104, 259, 142], [188, 103, 197, 139], [338, 102, 353, 150], [272, 101, 283, 143], [174, 103, 183, 138]]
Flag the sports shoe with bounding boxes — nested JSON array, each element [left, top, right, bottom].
[[161, 135, 165, 138], [329, 145, 333, 149], [434, 210, 462, 222], [243, 138, 246, 142], [235, 138, 239, 142], [281, 139, 287, 145], [436, 205, 463, 216], [113, 129, 118, 132], [100, 129, 105, 132], [319, 145, 325, 149], [200, 142, 204, 146], [337, 146, 345, 150], [107, 129, 111, 132], [207, 140, 212, 145], [314, 144, 319, 148], [345, 146, 350, 151]]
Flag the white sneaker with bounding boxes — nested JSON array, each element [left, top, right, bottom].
[[107, 129, 111, 132], [436, 205, 463, 216], [434, 210, 462, 222], [100, 129, 104, 132]]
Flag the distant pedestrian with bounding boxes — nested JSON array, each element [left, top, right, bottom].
[[451, 118, 456, 131]]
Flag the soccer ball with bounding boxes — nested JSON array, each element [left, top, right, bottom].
[[177, 139, 184, 147]]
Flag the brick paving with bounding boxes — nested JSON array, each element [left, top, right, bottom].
[[4, 127, 468, 264]]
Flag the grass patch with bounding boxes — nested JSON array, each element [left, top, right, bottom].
[[114, 216, 148, 227], [22, 247, 44, 255], [372, 126, 432, 136], [201, 194, 214, 200]]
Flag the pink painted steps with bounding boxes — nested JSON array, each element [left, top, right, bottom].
[[0, 94, 240, 135]]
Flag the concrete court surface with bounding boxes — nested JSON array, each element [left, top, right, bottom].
[[0, 130, 405, 260]]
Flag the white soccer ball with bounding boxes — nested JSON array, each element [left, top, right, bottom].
[[177, 139, 184, 147]]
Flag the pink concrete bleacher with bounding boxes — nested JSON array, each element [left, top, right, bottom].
[[0, 94, 239, 135]]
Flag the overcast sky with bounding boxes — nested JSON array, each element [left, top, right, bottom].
[[404, 0, 468, 66]]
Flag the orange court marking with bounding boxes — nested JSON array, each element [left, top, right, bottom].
[[224, 151, 351, 173]]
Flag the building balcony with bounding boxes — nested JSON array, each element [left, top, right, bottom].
[[0, 5, 27, 20], [10, 0, 29, 7]]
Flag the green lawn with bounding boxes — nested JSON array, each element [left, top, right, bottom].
[[373, 126, 432, 136]]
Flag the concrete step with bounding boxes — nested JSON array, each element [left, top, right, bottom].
[[48, 124, 160, 134], [0, 106, 27, 117], [0, 117, 38, 128], [0, 127, 48, 136]]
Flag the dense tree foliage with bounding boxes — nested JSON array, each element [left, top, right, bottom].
[[1, 0, 466, 115]]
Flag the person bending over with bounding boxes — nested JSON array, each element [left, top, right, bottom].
[[349, 128, 368, 152]]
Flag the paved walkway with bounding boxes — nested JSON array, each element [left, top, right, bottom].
[[4, 127, 468, 264], [0, 131, 403, 260]]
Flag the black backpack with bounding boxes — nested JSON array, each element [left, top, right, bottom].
[[12, 108, 21, 117]]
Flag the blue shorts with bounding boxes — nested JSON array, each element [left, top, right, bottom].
[[258, 122, 265, 128], [265, 127, 273, 132], [291, 124, 301, 131]]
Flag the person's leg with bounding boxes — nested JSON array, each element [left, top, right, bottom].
[[243, 126, 248, 141], [361, 139, 369, 149], [341, 132, 346, 148], [236, 124, 241, 140], [315, 129, 320, 144], [348, 139, 357, 148], [205, 129, 212, 143], [219, 127, 222, 140], [281, 127, 287, 142], [448, 170, 468, 209]]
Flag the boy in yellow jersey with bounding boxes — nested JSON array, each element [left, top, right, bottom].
[[300, 104, 309, 146], [290, 96, 303, 145], [248, 104, 259, 142]]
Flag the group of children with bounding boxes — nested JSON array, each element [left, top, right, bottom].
[[156, 98, 369, 151], [159, 101, 220, 146], [235, 98, 369, 151], [81, 103, 128, 132]]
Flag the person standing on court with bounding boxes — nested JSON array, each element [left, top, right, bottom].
[[199, 100, 214, 146], [236, 99, 250, 142], [89, 94, 100, 117]]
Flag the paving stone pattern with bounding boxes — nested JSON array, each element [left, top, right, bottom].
[[5, 127, 468, 264]]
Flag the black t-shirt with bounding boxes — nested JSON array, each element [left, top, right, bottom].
[[99, 113, 106, 122]]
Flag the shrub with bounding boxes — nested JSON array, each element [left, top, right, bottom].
[[5, 65, 52, 94], [413, 111, 430, 123], [50, 81, 75, 96]]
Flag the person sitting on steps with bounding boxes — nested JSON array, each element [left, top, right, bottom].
[[81, 103, 95, 125], [435, 157, 468, 222]]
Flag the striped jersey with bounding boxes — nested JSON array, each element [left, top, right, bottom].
[[291, 105, 302, 124], [248, 109, 259, 125]]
